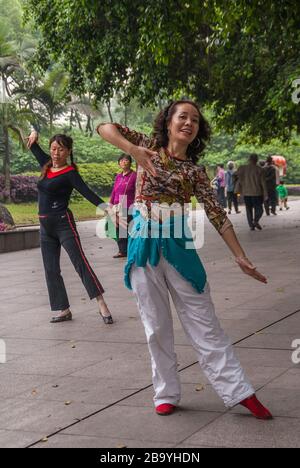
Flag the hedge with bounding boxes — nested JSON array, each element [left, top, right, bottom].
[[0, 175, 39, 203]]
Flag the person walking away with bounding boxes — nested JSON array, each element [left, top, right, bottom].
[[263, 156, 278, 216], [236, 154, 267, 231], [225, 161, 241, 214]]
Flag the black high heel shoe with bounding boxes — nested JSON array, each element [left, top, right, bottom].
[[100, 312, 114, 325]]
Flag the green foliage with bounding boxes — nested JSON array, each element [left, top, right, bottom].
[[24, 0, 300, 140], [10, 124, 153, 173], [72, 162, 120, 199], [203, 130, 300, 184]]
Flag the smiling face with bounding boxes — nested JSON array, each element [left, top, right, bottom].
[[50, 141, 71, 168], [167, 103, 200, 147]]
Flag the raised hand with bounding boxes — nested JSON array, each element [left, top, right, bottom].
[[26, 131, 38, 149], [235, 256, 268, 284], [129, 146, 158, 177]]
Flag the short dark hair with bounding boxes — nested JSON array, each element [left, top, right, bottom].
[[249, 153, 258, 164], [152, 99, 211, 165], [118, 153, 132, 164]]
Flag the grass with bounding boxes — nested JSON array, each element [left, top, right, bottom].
[[6, 198, 109, 226]]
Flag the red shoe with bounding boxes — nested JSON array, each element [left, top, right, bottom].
[[155, 404, 176, 416], [239, 395, 273, 420]]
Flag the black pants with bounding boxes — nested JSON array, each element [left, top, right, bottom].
[[264, 189, 277, 215], [217, 187, 227, 208], [227, 191, 239, 212], [39, 210, 104, 311], [243, 196, 264, 228], [116, 215, 133, 255]]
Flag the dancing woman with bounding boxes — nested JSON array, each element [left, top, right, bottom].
[[96, 100, 272, 419], [27, 131, 113, 324]]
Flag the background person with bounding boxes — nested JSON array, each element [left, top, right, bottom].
[[225, 161, 240, 214], [216, 163, 227, 208], [277, 180, 290, 211], [236, 153, 268, 231], [263, 155, 278, 216], [108, 154, 136, 258]]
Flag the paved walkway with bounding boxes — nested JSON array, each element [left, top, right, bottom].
[[0, 201, 299, 448]]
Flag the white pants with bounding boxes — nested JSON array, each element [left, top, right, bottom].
[[130, 256, 254, 407]]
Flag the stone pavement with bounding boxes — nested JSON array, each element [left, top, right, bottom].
[[0, 201, 299, 448]]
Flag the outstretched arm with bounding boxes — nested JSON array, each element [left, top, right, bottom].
[[97, 123, 157, 177], [70, 171, 105, 207], [221, 227, 267, 283], [194, 168, 267, 284], [26, 131, 50, 168]]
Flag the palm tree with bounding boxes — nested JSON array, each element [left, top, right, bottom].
[[67, 94, 105, 136], [0, 20, 21, 203], [0, 0, 37, 202], [29, 65, 69, 134]]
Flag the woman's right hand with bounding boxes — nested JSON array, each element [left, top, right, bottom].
[[129, 145, 158, 177], [26, 131, 38, 149]]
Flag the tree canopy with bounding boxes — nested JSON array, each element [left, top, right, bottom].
[[24, 0, 300, 141]]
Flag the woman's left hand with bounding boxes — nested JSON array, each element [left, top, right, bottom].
[[26, 131, 38, 149], [235, 256, 268, 283]]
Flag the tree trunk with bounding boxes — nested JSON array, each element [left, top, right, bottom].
[[3, 125, 11, 203], [69, 108, 75, 130], [106, 100, 114, 123], [49, 114, 53, 135], [75, 110, 83, 131], [85, 114, 93, 136]]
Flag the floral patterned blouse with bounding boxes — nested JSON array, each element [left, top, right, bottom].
[[100, 123, 232, 235]]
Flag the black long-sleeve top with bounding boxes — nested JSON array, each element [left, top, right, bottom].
[[30, 143, 105, 215]]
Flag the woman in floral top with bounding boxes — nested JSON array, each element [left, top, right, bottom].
[[97, 100, 272, 419]]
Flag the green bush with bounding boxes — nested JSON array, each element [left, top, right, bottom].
[[73, 162, 120, 199]]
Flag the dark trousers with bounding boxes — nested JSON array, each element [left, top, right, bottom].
[[217, 187, 227, 208], [116, 215, 133, 255], [264, 189, 277, 215], [227, 191, 239, 212], [243, 196, 264, 228], [39, 210, 104, 311]]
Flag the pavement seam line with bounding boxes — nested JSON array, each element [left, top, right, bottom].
[[25, 308, 300, 448]]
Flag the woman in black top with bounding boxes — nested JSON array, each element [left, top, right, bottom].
[[27, 130, 113, 324]]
